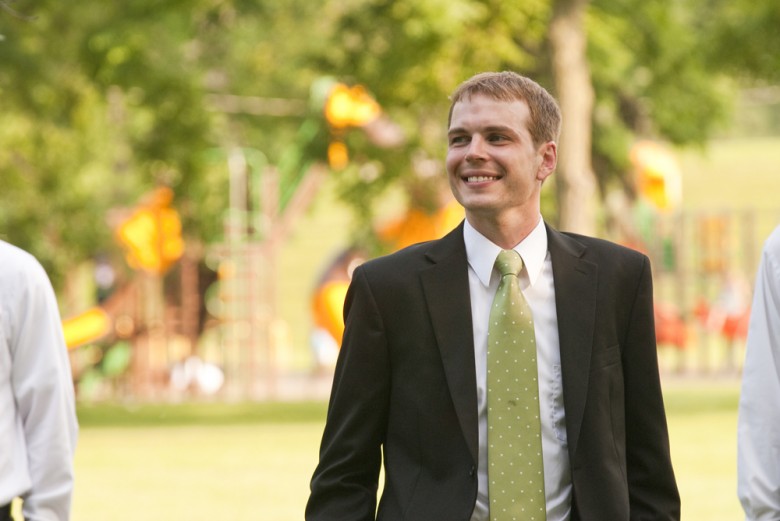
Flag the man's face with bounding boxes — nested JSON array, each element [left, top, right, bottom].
[[446, 94, 556, 226]]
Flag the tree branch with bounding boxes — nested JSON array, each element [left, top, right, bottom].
[[0, 0, 37, 22]]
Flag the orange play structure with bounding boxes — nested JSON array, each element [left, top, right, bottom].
[[61, 187, 184, 350]]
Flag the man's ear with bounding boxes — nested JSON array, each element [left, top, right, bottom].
[[537, 141, 557, 182]]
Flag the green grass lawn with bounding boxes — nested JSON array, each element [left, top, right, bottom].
[[678, 136, 780, 213], [663, 380, 743, 520], [66, 380, 742, 520], [73, 423, 321, 520]]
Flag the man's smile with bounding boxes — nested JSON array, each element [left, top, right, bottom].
[[464, 173, 501, 183]]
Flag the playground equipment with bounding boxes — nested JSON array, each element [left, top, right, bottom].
[[62, 187, 184, 351], [60, 79, 404, 400], [62, 307, 111, 350], [630, 140, 683, 211]]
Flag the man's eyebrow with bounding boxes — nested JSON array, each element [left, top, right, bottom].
[[447, 125, 517, 135], [483, 125, 517, 134]]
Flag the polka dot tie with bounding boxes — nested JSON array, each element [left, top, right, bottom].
[[487, 250, 546, 521]]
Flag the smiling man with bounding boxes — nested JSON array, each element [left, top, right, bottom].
[[306, 71, 680, 521]]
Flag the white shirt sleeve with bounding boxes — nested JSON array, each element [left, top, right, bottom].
[[738, 225, 780, 520], [1, 243, 78, 520]]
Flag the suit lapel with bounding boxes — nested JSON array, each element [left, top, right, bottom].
[[416, 224, 598, 466], [420, 223, 479, 465], [547, 226, 598, 460]]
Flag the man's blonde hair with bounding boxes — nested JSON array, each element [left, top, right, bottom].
[[448, 71, 561, 148]]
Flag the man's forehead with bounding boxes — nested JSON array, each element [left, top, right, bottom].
[[452, 91, 526, 106], [449, 95, 530, 128]]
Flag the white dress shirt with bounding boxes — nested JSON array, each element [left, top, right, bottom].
[[465, 218, 572, 521], [0, 241, 78, 520], [738, 224, 780, 520]]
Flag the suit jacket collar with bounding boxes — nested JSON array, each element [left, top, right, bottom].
[[546, 226, 598, 460], [420, 222, 480, 465]]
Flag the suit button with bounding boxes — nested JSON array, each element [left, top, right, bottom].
[[469, 465, 476, 477]]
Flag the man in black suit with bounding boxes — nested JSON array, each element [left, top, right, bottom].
[[306, 71, 679, 520]]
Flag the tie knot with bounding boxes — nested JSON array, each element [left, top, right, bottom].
[[495, 249, 523, 278]]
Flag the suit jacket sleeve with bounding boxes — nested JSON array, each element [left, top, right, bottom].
[[623, 256, 680, 520], [306, 266, 389, 521]]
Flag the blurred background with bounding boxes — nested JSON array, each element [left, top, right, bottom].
[[1, 0, 779, 519]]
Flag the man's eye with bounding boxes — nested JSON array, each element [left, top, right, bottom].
[[449, 135, 469, 145], [487, 134, 507, 142]]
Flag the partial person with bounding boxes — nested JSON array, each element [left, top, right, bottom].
[[307, 71, 679, 520], [738, 224, 780, 520], [1, 241, 78, 521]]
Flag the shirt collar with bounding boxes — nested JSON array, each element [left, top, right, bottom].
[[464, 217, 548, 288]]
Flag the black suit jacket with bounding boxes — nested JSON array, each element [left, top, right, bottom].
[[307, 222, 680, 521]]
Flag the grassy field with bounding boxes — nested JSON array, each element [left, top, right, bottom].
[[677, 136, 780, 212], [663, 380, 743, 520], [62, 380, 743, 520]]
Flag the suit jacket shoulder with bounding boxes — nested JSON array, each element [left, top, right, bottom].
[[356, 223, 467, 283], [554, 228, 648, 261]]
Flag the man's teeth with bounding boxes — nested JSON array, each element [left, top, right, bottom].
[[467, 176, 495, 182]]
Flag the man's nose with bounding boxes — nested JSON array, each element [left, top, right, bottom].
[[465, 136, 487, 161]]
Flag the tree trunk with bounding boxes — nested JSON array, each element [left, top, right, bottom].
[[549, 0, 598, 235]]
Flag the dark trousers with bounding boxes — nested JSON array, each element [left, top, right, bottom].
[[0, 503, 11, 521]]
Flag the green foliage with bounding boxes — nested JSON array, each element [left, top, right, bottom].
[[1, 0, 776, 287], [0, 0, 219, 285], [588, 0, 732, 192], [698, 0, 780, 83], [309, 0, 555, 238]]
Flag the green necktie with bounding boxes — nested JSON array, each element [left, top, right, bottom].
[[487, 249, 546, 521]]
